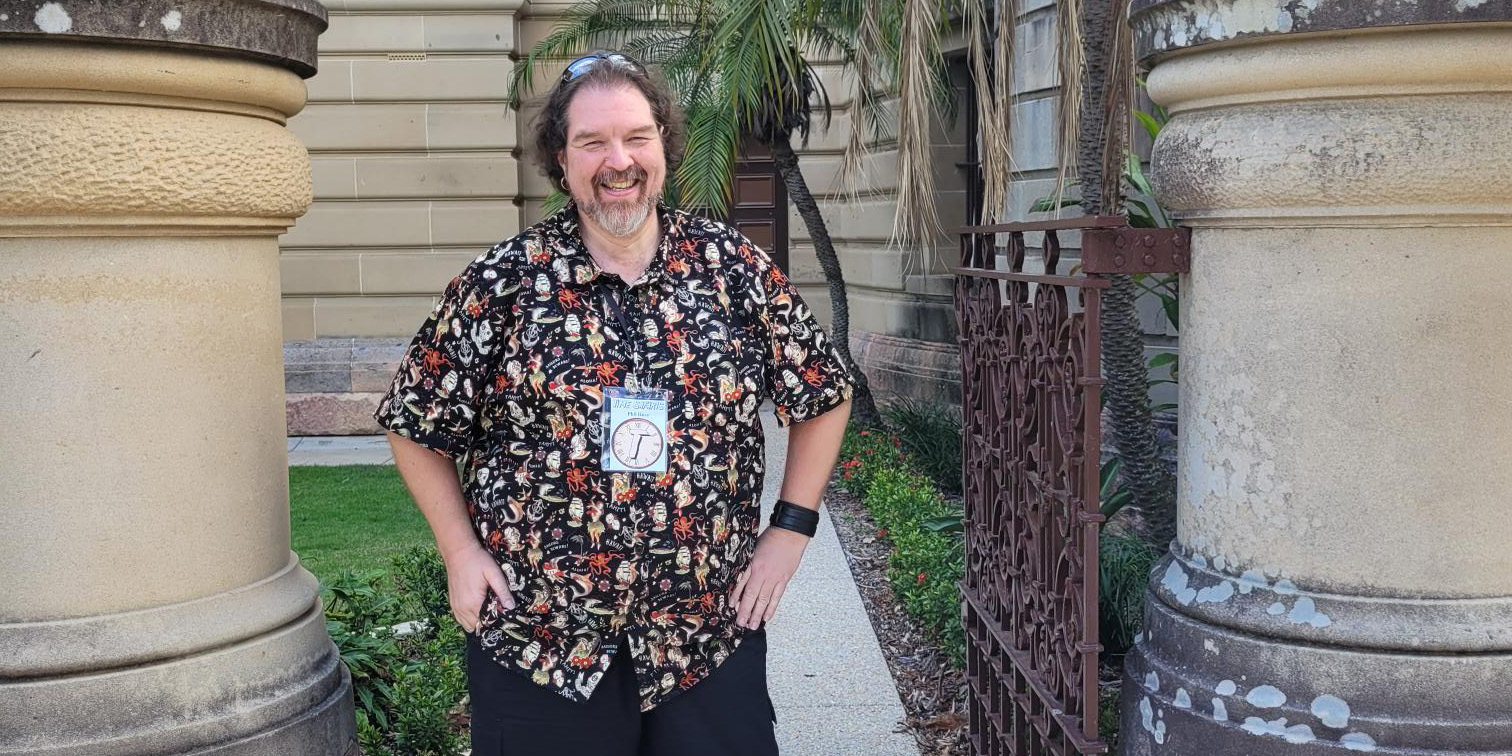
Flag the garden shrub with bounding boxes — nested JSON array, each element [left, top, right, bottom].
[[837, 427, 908, 498], [838, 429, 967, 666], [1099, 529, 1161, 655], [882, 396, 964, 495], [321, 547, 470, 756]]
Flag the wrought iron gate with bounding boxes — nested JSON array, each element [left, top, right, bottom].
[[953, 218, 1189, 756]]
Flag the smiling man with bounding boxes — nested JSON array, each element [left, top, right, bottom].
[[374, 52, 854, 755]]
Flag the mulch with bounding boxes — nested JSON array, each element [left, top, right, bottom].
[[824, 487, 969, 756]]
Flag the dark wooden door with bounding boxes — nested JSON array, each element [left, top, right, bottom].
[[722, 138, 789, 272]]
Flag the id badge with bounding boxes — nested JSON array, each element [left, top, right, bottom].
[[600, 386, 671, 473]]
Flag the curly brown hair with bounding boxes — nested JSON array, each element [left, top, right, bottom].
[[532, 53, 686, 190]]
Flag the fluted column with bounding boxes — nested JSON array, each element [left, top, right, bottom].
[[1120, 2, 1512, 753], [0, 2, 353, 753]]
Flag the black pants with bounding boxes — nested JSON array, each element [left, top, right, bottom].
[[465, 629, 779, 756]]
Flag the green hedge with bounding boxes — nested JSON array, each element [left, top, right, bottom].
[[322, 546, 469, 756], [838, 429, 966, 666]]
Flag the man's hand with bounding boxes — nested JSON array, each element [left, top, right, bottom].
[[443, 543, 515, 633], [730, 526, 810, 629]]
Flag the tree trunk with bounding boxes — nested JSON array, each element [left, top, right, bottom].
[[769, 137, 883, 428], [1078, 0, 1175, 545]]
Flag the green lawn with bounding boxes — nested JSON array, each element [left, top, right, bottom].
[[289, 465, 434, 585]]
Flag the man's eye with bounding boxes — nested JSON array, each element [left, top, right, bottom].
[[628, 137, 651, 146], [581, 141, 603, 150]]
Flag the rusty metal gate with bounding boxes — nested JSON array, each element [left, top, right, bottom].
[[953, 218, 1189, 756]]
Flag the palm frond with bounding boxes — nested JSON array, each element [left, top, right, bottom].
[[836, 0, 883, 204], [676, 100, 740, 213], [892, 0, 945, 253], [507, 0, 649, 107], [1053, 0, 1085, 214], [963, 0, 1007, 223], [990, 0, 1017, 217], [1098, 0, 1134, 214], [508, 0, 697, 107]]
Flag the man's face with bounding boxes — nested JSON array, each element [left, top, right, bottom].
[[559, 84, 666, 237]]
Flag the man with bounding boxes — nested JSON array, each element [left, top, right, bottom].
[[375, 52, 853, 756]]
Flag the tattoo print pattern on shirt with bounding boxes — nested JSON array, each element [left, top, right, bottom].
[[374, 203, 853, 711]]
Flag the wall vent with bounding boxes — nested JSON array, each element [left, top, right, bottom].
[[386, 53, 427, 61]]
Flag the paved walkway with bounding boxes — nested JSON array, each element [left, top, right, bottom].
[[288, 409, 918, 755]]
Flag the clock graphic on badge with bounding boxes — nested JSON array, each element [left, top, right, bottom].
[[610, 417, 664, 470]]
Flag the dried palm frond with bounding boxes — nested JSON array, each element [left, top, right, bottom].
[[836, 0, 885, 204], [1097, 0, 1134, 212], [963, 0, 999, 224], [1053, 0, 1084, 214], [984, 0, 1018, 223], [892, 0, 945, 253]]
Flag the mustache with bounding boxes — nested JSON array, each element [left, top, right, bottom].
[[596, 166, 646, 185]]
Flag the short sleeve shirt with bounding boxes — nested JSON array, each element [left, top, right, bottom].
[[373, 203, 853, 711]]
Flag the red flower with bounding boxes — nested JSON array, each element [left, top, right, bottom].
[[916, 572, 928, 585], [859, 430, 870, 437], [843, 471, 855, 480], [877, 528, 888, 539]]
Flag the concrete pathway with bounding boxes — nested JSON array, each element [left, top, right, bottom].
[[288, 409, 918, 755]]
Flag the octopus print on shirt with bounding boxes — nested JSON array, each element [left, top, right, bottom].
[[374, 203, 853, 712]]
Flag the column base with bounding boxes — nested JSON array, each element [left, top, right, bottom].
[[1120, 556, 1512, 754], [1, 600, 355, 756]]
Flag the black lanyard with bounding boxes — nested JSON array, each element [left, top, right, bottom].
[[602, 283, 646, 382]]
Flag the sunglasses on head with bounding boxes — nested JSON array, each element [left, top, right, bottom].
[[560, 52, 644, 82]]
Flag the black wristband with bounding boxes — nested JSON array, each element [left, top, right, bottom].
[[768, 500, 820, 537]]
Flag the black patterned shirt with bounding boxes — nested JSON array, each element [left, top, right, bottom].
[[374, 203, 853, 711]]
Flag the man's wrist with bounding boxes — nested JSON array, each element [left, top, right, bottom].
[[762, 524, 811, 545], [768, 499, 820, 537], [438, 536, 483, 565]]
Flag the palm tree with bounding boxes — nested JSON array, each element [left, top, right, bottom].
[[508, 0, 957, 428], [1072, 0, 1176, 546]]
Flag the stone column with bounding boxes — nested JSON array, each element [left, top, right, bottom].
[[0, 2, 354, 754], [1120, 2, 1512, 754]]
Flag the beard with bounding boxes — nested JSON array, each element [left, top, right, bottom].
[[578, 166, 660, 237]]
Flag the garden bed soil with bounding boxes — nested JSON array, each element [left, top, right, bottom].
[[824, 487, 969, 756]]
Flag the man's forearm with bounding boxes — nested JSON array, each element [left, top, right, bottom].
[[386, 431, 482, 562], [777, 400, 852, 511]]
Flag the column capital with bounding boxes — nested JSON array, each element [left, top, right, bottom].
[[0, 0, 327, 78], [1132, 0, 1512, 64]]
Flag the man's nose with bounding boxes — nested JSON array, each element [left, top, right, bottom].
[[605, 142, 634, 171]]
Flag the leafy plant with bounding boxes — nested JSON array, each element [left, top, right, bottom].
[[1100, 457, 1133, 519], [322, 571, 405, 731], [882, 396, 963, 494], [1099, 530, 1160, 654], [320, 550, 470, 755], [837, 427, 908, 498], [865, 465, 966, 666], [388, 631, 469, 756], [391, 545, 453, 633], [839, 425, 966, 664]]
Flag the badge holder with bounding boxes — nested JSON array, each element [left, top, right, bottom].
[[600, 385, 672, 474]]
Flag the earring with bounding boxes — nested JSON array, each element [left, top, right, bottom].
[[559, 176, 570, 192]]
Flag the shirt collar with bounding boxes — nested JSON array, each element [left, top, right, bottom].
[[550, 201, 683, 288]]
